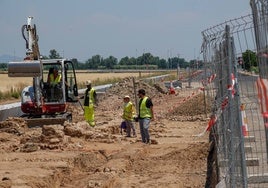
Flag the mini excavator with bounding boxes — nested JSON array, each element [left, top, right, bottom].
[[8, 16, 79, 125]]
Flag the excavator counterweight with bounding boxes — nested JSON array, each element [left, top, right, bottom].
[[8, 61, 41, 77]]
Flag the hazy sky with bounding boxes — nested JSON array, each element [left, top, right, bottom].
[[0, 0, 251, 62]]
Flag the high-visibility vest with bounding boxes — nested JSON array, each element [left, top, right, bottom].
[[123, 102, 134, 120], [49, 74, 61, 84], [139, 97, 152, 118], [84, 88, 95, 106]]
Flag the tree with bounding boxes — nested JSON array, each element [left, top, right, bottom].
[[119, 56, 129, 65], [103, 56, 117, 69], [49, 49, 62, 59], [141, 53, 154, 65], [72, 58, 87, 69], [242, 50, 257, 71], [157, 59, 167, 69], [85, 55, 102, 69], [0, 63, 7, 70]]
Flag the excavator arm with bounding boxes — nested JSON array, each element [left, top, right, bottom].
[[8, 16, 42, 77], [22, 16, 40, 61]]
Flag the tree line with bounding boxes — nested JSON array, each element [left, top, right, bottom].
[[45, 49, 202, 70], [1, 49, 204, 70]]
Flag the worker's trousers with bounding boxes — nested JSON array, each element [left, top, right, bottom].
[[84, 104, 95, 127], [139, 118, 151, 143], [125, 120, 136, 137]]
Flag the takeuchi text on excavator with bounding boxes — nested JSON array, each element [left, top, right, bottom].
[[7, 16, 79, 125]]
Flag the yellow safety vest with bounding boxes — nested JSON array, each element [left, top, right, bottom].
[[49, 74, 61, 84], [123, 102, 134, 120], [84, 88, 96, 106], [140, 97, 152, 118], [89, 88, 95, 104]]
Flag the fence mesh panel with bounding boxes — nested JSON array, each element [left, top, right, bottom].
[[201, 1, 268, 187]]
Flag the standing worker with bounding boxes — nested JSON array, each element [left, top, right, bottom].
[[82, 80, 98, 127], [137, 89, 154, 144], [122, 95, 136, 137]]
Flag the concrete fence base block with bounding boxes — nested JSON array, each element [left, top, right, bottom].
[[248, 173, 268, 184], [219, 158, 259, 167]]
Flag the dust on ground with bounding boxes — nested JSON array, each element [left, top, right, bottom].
[[0, 77, 210, 188]]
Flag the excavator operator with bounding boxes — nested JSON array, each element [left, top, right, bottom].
[[48, 66, 61, 86], [47, 66, 62, 101]]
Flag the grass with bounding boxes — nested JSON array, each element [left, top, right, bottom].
[[77, 71, 176, 89], [0, 83, 25, 100]]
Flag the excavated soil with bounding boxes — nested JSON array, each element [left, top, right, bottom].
[[0, 78, 210, 188]]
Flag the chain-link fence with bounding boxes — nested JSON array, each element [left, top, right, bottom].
[[202, 0, 268, 187]]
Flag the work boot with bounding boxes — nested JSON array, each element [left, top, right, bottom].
[[145, 140, 151, 144], [87, 121, 95, 127]]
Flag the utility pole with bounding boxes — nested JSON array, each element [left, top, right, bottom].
[[136, 49, 137, 70], [133, 77, 138, 114], [177, 53, 180, 80]]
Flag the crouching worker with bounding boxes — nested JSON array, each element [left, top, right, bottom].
[[82, 80, 98, 127], [122, 95, 136, 137]]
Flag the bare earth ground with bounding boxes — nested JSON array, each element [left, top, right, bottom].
[[0, 78, 209, 188]]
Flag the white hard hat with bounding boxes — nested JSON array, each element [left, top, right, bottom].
[[124, 95, 130, 99], [85, 80, 92, 85]]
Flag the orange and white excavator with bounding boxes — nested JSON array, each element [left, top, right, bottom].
[[8, 16, 79, 125]]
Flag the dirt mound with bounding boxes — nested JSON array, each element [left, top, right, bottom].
[[169, 94, 210, 116], [100, 77, 167, 101], [165, 93, 212, 121], [0, 117, 27, 136]]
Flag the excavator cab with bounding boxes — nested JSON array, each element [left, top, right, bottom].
[[41, 59, 78, 103]]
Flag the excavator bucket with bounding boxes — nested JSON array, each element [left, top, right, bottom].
[[8, 61, 41, 77]]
